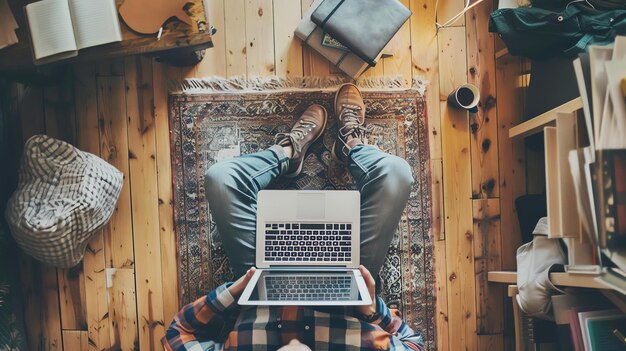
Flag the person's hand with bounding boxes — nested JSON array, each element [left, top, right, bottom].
[[356, 265, 377, 318], [277, 339, 312, 351], [227, 267, 256, 299]]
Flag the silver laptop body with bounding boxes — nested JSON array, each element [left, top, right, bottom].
[[238, 190, 371, 306]]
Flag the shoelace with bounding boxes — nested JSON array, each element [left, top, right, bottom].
[[338, 104, 366, 156], [275, 119, 317, 156]]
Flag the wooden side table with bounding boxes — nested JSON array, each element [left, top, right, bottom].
[[0, 0, 213, 71]]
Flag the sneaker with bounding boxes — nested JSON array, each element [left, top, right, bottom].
[[332, 83, 366, 163], [275, 104, 327, 177]]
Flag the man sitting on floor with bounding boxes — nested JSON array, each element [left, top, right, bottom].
[[162, 84, 426, 351]]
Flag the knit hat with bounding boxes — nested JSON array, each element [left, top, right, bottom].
[[5, 135, 123, 268]]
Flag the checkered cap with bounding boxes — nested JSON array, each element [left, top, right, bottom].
[[5, 135, 123, 268]]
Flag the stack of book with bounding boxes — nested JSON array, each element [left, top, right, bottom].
[[552, 293, 626, 351], [295, 0, 411, 78], [567, 36, 626, 292]]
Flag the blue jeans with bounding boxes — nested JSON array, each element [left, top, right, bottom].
[[204, 144, 414, 277]]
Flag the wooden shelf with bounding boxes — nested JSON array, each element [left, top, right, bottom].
[[488, 270, 610, 290], [488, 271, 517, 284], [0, 0, 213, 71], [508, 98, 583, 140], [495, 48, 509, 59]]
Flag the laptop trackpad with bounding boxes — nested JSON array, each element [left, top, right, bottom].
[[297, 193, 325, 219]]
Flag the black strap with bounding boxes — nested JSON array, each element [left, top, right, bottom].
[[319, 0, 346, 28]]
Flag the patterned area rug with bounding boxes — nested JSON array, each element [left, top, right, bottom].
[[169, 78, 435, 348]]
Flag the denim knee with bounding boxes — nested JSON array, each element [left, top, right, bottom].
[[377, 155, 414, 193], [204, 161, 238, 194]]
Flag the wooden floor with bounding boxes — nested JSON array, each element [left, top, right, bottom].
[[3, 0, 529, 350]]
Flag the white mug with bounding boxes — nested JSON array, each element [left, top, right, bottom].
[[447, 83, 480, 113]]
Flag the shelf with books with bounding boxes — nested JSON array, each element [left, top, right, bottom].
[[508, 97, 583, 140]]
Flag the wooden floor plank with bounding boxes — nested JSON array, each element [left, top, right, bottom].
[[44, 79, 77, 145], [97, 75, 139, 349], [438, 27, 467, 100], [360, 60, 384, 79], [224, 0, 248, 77], [43, 72, 80, 351], [194, 0, 227, 77], [382, 0, 412, 86], [96, 59, 125, 76], [466, 0, 499, 199], [41, 265, 63, 351], [431, 159, 445, 241], [273, 0, 303, 77], [124, 56, 166, 351], [98, 75, 134, 270], [495, 55, 526, 271], [477, 334, 505, 351], [441, 100, 477, 351], [16, 85, 44, 141], [82, 234, 111, 351], [153, 61, 182, 323], [434, 239, 450, 351], [437, 0, 466, 28], [62, 330, 88, 351], [245, 0, 275, 76], [107, 268, 138, 349], [411, 0, 442, 160], [472, 199, 504, 335], [19, 256, 45, 351], [439, 25, 477, 351], [57, 266, 87, 330], [300, 0, 331, 77], [75, 63, 112, 351], [302, 48, 332, 77], [14, 83, 46, 351]]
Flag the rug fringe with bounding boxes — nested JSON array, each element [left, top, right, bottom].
[[170, 75, 427, 96]]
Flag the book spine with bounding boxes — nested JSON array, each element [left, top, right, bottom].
[[609, 151, 626, 248], [597, 151, 607, 248]]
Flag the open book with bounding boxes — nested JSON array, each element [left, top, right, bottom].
[[25, 0, 122, 64]]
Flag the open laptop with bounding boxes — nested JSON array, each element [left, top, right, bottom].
[[238, 190, 371, 306]]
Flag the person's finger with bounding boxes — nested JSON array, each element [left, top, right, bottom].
[[238, 267, 256, 284], [359, 265, 376, 290], [245, 267, 256, 281], [230, 267, 257, 298]]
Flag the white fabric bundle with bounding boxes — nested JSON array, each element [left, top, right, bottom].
[[5, 135, 123, 268], [516, 217, 567, 320]]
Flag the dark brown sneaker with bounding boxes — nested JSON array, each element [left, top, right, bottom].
[[275, 104, 327, 177], [332, 83, 367, 163]]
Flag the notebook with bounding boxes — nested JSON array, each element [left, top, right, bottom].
[[25, 0, 122, 65], [311, 0, 411, 66], [238, 190, 371, 306]]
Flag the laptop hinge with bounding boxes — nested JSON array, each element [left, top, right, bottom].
[[267, 266, 349, 270]]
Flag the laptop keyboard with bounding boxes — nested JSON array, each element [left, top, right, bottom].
[[263, 222, 352, 262], [265, 275, 353, 301]]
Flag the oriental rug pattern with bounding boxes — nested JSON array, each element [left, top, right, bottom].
[[169, 82, 435, 347]]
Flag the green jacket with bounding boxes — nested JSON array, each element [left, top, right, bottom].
[[489, 5, 626, 59]]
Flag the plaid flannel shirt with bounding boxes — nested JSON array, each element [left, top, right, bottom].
[[162, 283, 426, 351]]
